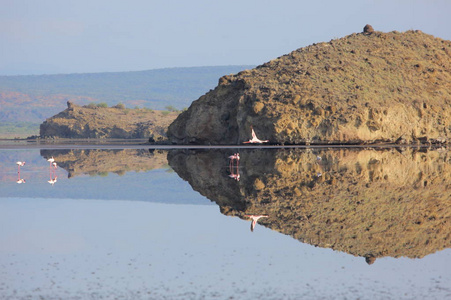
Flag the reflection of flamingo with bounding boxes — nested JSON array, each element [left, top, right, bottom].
[[228, 171, 240, 181], [244, 215, 268, 232], [228, 153, 240, 165], [243, 127, 269, 144], [315, 155, 323, 177], [16, 161, 26, 183], [47, 157, 58, 185], [16, 161, 25, 170], [228, 153, 240, 181], [48, 177, 58, 186]]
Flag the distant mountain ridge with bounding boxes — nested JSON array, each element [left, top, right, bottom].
[[0, 65, 253, 137], [0, 66, 253, 109]]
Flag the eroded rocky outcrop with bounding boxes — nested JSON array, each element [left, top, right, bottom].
[[168, 147, 451, 260], [168, 27, 451, 145], [40, 102, 178, 139]]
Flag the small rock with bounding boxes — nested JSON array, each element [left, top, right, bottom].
[[363, 24, 374, 34]]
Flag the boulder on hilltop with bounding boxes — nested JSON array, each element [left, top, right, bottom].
[[168, 27, 451, 145]]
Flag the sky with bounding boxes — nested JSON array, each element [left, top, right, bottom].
[[1, 0, 450, 75]]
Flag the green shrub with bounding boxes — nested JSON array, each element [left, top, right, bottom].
[[97, 102, 108, 108], [165, 105, 178, 112], [86, 102, 97, 109], [113, 103, 125, 109]]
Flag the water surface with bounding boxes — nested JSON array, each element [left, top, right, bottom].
[[1, 146, 450, 299]]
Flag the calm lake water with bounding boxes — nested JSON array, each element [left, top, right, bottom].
[[0, 145, 450, 299]]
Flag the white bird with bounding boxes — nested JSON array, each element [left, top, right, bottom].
[[16, 161, 25, 167], [16, 178, 26, 184], [47, 157, 55, 164], [52, 162, 58, 169], [244, 215, 268, 232], [243, 127, 269, 144]]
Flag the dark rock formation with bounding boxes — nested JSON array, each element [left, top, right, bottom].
[[168, 147, 451, 260], [168, 29, 451, 145], [40, 103, 178, 139], [363, 24, 374, 34]]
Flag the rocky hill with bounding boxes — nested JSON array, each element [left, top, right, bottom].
[[40, 101, 178, 139], [168, 147, 451, 261], [168, 26, 451, 145]]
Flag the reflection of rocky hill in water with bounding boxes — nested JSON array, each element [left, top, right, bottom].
[[168, 147, 451, 261], [41, 149, 168, 178]]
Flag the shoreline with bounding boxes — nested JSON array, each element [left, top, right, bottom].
[[0, 139, 447, 150]]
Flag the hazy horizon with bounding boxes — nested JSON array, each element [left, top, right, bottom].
[[2, 0, 451, 76]]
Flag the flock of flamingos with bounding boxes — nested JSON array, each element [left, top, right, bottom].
[[15, 156, 58, 186], [14, 128, 275, 230]]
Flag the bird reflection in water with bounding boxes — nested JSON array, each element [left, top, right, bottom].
[[316, 155, 323, 177], [228, 153, 240, 181], [47, 157, 58, 186], [16, 161, 26, 184], [245, 215, 268, 232]]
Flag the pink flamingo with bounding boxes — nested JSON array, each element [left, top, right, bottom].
[[243, 127, 269, 144], [244, 215, 268, 232]]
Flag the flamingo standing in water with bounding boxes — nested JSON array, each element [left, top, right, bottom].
[[244, 215, 268, 232], [243, 127, 269, 144]]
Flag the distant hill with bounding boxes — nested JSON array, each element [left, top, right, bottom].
[[0, 65, 253, 138]]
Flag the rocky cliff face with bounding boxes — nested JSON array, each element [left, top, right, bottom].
[[168, 27, 451, 145], [40, 102, 178, 139], [168, 147, 451, 261]]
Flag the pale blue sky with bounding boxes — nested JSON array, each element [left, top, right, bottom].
[[1, 0, 450, 75]]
